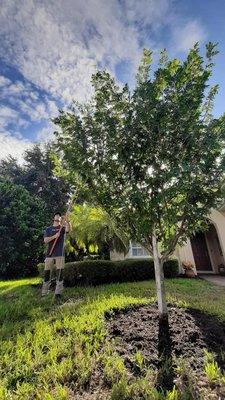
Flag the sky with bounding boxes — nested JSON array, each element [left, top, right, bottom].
[[0, 0, 225, 163]]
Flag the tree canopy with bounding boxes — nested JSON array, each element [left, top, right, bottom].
[[53, 43, 225, 316], [69, 204, 129, 256], [0, 144, 73, 277], [0, 144, 70, 218]]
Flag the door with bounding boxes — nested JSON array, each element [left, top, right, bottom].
[[191, 231, 212, 271], [205, 224, 224, 271]]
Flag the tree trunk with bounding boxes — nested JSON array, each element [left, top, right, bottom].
[[152, 232, 168, 318]]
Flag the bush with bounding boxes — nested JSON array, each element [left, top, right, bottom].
[[37, 263, 45, 277], [0, 181, 46, 278], [163, 259, 179, 278], [38, 259, 179, 286]]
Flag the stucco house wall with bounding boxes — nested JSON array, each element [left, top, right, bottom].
[[110, 207, 225, 275]]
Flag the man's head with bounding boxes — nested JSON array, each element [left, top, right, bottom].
[[53, 212, 62, 225]]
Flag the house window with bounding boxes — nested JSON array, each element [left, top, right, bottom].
[[131, 242, 150, 257]]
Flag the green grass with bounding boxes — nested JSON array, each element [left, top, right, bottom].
[[0, 277, 225, 399]]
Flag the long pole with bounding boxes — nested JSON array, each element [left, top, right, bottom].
[[49, 192, 76, 257]]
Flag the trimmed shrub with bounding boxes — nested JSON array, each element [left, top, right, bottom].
[[64, 260, 115, 286], [38, 258, 179, 286], [64, 260, 179, 286], [163, 259, 179, 278]]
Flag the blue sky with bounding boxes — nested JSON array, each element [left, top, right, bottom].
[[0, 0, 225, 162]]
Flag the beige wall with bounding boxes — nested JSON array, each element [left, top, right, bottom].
[[176, 238, 197, 274], [110, 250, 125, 261], [110, 209, 225, 274], [177, 209, 225, 274]]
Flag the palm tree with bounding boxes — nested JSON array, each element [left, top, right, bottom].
[[68, 204, 129, 257]]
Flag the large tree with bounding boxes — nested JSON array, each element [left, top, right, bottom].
[[0, 181, 46, 278], [69, 204, 129, 257], [0, 146, 72, 276], [53, 43, 225, 318], [0, 144, 70, 217]]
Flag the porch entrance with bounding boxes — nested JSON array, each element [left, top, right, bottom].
[[191, 231, 212, 271], [191, 224, 224, 273]]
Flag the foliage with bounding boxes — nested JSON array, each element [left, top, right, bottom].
[[0, 144, 70, 217], [0, 181, 46, 278], [53, 43, 225, 315], [0, 145, 74, 274], [204, 351, 222, 383], [53, 43, 225, 259], [181, 261, 194, 271], [69, 204, 129, 256], [37, 259, 179, 286]]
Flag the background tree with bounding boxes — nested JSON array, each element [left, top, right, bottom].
[[0, 144, 70, 217], [0, 145, 75, 277], [68, 204, 129, 258], [53, 43, 225, 319], [0, 181, 46, 278]]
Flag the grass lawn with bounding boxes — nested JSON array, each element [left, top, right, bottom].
[[0, 277, 225, 399]]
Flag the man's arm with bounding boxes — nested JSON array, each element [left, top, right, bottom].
[[44, 232, 60, 244], [63, 213, 72, 233], [64, 221, 72, 233]]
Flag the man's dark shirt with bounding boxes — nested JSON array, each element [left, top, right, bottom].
[[44, 225, 65, 257]]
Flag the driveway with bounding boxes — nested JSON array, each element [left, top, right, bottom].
[[200, 274, 225, 287]]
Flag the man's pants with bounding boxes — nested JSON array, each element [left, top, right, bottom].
[[41, 256, 65, 296]]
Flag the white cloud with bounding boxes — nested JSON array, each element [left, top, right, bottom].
[[0, 105, 21, 132], [0, 1, 97, 103], [0, 76, 11, 87], [0, 76, 59, 126], [0, 0, 169, 164], [0, 131, 32, 164], [0, 76, 60, 162], [0, 106, 18, 120], [36, 122, 55, 142], [173, 20, 207, 52], [0, 0, 171, 105], [0, 0, 207, 162], [124, 0, 169, 27]]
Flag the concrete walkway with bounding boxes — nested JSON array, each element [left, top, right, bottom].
[[200, 274, 225, 287]]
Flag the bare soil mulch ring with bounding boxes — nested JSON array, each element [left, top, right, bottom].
[[106, 304, 225, 393], [71, 304, 225, 399]]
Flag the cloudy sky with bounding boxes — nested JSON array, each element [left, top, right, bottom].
[[0, 0, 225, 162]]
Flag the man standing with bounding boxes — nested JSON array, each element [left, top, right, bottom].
[[42, 212, 71, 297]]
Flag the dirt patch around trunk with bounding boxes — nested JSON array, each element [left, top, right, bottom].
[[72, 304, 225, 399], [105, 303, 225, 398], [106, 304, 225, 373]]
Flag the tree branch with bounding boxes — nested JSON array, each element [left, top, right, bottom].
[[161, 217, 187, 262]]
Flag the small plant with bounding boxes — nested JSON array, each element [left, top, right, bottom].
[[111, 373, 161, 400], [204, 360, 221, 383], [103, 353, 127, 385], [166, 386, 179, 400], [110, 378, 129, 400], [182, 261, 194, 271], [174, 357, 199, 399], [182, 261, 195, 278], [0, 386, 9, 400], [133, 350, 145, 373], [129, 375, 160, 399], [204, 350, 221, 384]]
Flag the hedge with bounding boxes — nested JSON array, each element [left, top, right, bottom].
[[38, 258, 179, 286]]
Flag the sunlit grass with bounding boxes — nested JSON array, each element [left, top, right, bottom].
[[0, 277, 225, 399]]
